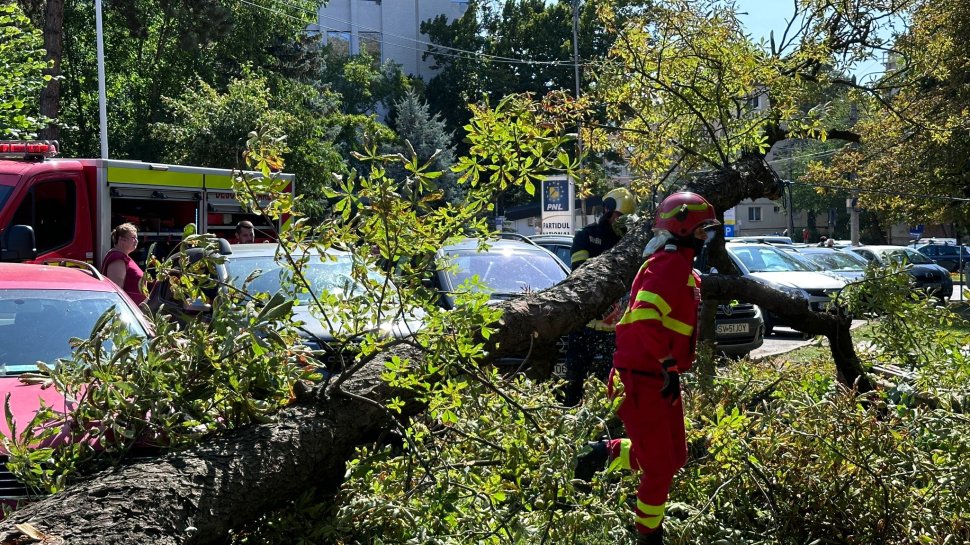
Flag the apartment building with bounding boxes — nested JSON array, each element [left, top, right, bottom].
[[317, 0, 469, 80]]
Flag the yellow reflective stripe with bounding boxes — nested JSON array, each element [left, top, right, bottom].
[[618, 308, 693, 336], [687, 275, 696, 287], [619, 308, 660, 325], [571, 250, 590, 265], [634, 291, 672, 315], [637, 499, 666, 516], [587, 319, 616, 331], [608, 438, 633, 472], [635, 500, 666, 529], [635, 513, 664, 529], [659, 202, 709, 219]]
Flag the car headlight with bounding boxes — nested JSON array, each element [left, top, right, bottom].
[[775, 285, 808, 301]]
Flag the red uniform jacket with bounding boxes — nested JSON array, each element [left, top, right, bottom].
[[613, 244, 700, 373]]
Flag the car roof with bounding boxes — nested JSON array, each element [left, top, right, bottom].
[[227, 242, 348, 258], [528, 234, 573, 242], [443, 237, 553, 252], [0, 262, 119, 292], [851, 245, 911, 252]]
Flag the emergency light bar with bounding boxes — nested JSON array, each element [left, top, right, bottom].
[[0, 140, 59, 159]]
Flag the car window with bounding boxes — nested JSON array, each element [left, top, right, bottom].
[[882, 249, 934, 265], [803, 251, 866, 271], [443, 248, 567, 294], [937, 245, 960, 257], [729, 246, 814, 272], [0, 289, 147, 373], [852, 249, 875, 262], [229, 254, 385, 303]]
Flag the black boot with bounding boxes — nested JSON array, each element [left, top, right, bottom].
[[574, 440, 609, 482], [636, 527, 664, 545]]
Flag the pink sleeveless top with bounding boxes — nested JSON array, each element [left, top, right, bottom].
[[101, 249, 146, 304]]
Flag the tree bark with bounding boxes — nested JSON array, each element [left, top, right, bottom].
[[38, 0, 63, 142], [0, 165, 871, 544]]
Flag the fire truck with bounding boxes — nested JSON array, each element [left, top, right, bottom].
[[0, 140, 294, 265]]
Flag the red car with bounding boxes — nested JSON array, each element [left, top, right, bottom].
[[0, 260, 151, 503]]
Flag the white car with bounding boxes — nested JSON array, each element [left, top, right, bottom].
[[723, 243, 848, 335]]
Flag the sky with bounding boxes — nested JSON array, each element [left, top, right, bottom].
[[731, 0, 893, 82]]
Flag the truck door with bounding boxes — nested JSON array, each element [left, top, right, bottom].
[[3, 173, 91, 262]]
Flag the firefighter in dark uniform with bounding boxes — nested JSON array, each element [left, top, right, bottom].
[[563, 187, 637, 406]]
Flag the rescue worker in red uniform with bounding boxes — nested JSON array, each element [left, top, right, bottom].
[[576, 192, 719, 545], [563, 187, 637, 406]]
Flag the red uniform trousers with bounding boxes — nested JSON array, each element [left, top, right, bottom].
[[606, 367, 687, 535]]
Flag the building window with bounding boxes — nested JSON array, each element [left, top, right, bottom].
[[773, 205, 781, 213], [748, 207, 762, 222], [359, 31, 382, 61], [327, 31, 351, 56]]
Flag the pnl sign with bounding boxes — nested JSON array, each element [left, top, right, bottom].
[[541, 176, 575, 235]]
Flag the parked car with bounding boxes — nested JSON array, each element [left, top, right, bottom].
[[527, 234, 575, 268], [529, 234, 764, 358], [430, 237, 570, 375], [0, 260, 152, 504], [782, 246, 870, 282], [907, 242, 970, 273], [717, 242, 848, 335], [847, 245, 953, 301], [225, 243, 424, 372]]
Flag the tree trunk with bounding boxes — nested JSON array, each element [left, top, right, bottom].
[[0, 161, 871, 544], [38, 0, 63, 142]]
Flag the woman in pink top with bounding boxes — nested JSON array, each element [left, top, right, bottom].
[[101, 222, 146, 305]]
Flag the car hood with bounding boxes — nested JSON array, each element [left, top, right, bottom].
[[292, 306, 425, 343], [909, 264, 950, 279], [748, 271, 848, 290], [0, 377, 69, 454]]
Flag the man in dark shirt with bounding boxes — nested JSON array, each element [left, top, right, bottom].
[[563, 187, 637, 406]]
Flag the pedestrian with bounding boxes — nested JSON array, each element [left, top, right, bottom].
[[563, 187, 637, 406], [817, 235, 828, 247], [235, 220, 255, 244], [802, 228, 810, 244], [102, 222, 146, 305], [825, 237, 835, 248], [575, 192, 719, 545]]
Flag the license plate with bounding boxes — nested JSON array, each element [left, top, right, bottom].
[[716, 323, 749, 335], [553, 363, 567, 378]]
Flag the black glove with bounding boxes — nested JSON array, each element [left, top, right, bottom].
[[660, 358, 681, 405]]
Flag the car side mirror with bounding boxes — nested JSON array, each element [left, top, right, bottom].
[[217, 237, 232, 256], [0, 224, 37, 262]]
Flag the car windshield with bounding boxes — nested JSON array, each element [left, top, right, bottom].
[[443, 248, 567, 295], [229, 254, 386, 303], [882, 248, 934, 265], [0, 289, 147, 373], [802, 251, 867, 271], [729, 245, 816, 272]]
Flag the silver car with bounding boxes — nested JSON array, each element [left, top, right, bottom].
[[724, 242, 848, 336]]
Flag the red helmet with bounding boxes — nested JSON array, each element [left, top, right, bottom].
[[654, 192, 719, 237]]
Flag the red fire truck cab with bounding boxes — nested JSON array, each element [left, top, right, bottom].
[[0, 141, 294, 266]]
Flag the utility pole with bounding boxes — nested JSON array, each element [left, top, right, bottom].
[[571, 0, 586, 228], [849, 191, 860, 245], [95, 0, 108, 158], [786, 180, 795, 238]]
